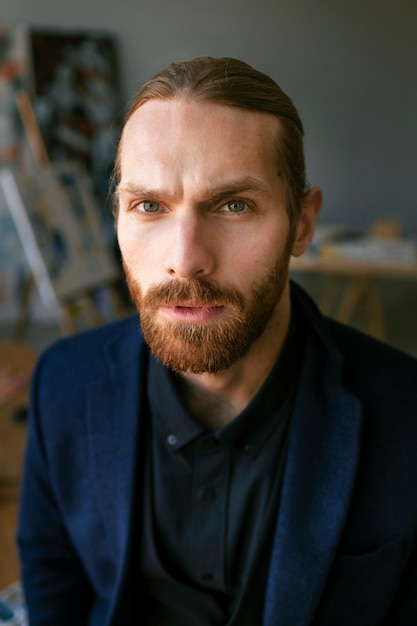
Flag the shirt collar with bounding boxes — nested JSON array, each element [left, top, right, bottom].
[[216, 306, 302, 456], [147, 304, 303, 457], [148, 356, 204, 450]]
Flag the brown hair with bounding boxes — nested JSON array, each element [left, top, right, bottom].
[[113, 56, 309, 226]]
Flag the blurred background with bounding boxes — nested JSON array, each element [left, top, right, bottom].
[[0, 0, 416, 599], [0, 0, 416, 354]]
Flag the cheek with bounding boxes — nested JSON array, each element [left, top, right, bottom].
[[117, 227, 144, 276], [226, 249, 276, 295], [243, 229, 289, 270], [118, 235, 165, 298], [117, 217, 147, 263]]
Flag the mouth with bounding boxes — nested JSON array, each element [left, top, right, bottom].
[[159, 304, 225, 324]]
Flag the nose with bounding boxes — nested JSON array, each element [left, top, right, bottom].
[[164, 213, 214, 279]]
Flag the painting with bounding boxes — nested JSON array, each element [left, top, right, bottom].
[[0, 24, 123, 322], [0, 163, 120, 314], [0, 197, 28, 322], [0, 23, 28, 166], [0, 24, 30, 322], [28, 28, 123, 204]]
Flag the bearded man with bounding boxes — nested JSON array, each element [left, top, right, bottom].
[[18, 57, 417, 626]]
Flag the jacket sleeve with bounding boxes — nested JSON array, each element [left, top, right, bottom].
[[17, 352, 94, 626]]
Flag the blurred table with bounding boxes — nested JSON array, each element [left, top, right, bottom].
[[290, 254, 417, 341]]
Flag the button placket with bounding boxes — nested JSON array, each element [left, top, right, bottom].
[[191, 444, 229, 589]]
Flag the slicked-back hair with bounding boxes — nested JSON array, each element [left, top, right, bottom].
[[113, 56, 309, 229]]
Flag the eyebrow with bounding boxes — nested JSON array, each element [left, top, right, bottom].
[[115, 176, 274, 205]]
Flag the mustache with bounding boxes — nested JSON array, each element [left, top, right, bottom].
[[140, 278, 244, 309]]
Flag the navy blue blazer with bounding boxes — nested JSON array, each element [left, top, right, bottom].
[[18, 282, 417, 625]]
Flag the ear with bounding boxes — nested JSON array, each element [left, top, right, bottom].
[[291, 186, 322, 257]]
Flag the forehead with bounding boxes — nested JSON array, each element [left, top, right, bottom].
[[119, 98, 281, 177], [125, 97, 279, 129]]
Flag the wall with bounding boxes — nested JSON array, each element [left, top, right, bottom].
[[2, 0, 417, 234]]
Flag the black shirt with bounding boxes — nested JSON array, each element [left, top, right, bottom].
[[139, 310, 303, 624]]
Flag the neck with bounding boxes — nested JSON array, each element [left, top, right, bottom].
[[176, 289, 291, 430]]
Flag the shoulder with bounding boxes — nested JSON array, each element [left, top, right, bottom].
[[291, 279, 417, 373], [326, 315, 417, 368], [325, 317, 417, 399], [291, 280, 417, 405], [33, 314, 145, 388]]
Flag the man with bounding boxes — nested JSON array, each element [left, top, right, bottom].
[[18, 57, 417, 625]]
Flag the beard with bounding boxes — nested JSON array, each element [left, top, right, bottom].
[[123, 242, 292, 374]]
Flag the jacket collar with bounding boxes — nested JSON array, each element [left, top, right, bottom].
[[263, 283, 363, 625], [84, 287, 363, 626], [86, 317, 147, 604]]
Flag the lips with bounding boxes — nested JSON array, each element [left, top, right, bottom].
[[159, 304, 225, 323]]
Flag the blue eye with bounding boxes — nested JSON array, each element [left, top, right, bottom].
[[140, 200, 160, 213], [227, 200, 246, 213]]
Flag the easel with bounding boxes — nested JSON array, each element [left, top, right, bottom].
[[54, 281, 127, 336], [11, 274, 127, 339], [9, 91, 127, 339]]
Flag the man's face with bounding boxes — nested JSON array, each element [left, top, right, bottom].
[[116, 98, 308, 374]]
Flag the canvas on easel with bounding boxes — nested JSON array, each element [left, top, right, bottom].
[[1, 24, 125, 335], [0, 162, 124, 335], [28, 27, 122, 205]]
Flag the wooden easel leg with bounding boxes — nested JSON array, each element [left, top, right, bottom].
[[334, 276, 367, 325], [319, 275, 345, 316], [11, 274, 35, 341], [365, 278, 386, 341], [58, 302, 77, 336], [333, 276, 386, 341], [78, 294, 104, 328], [107, 283, 128, 318]]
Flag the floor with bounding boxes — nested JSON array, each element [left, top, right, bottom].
[[0, 486, 21, 590]]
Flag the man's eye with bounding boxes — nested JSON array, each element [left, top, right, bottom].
[[225, 200, 246, 213], [139, 200, 160, 213]]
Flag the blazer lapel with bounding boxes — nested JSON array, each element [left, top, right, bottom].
[[264, 325, 363, 626], [86, 325, 148, 594]]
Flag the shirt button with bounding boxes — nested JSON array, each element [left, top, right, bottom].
[[167, 434, 178, 446], [243, 443, 253, 455]]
